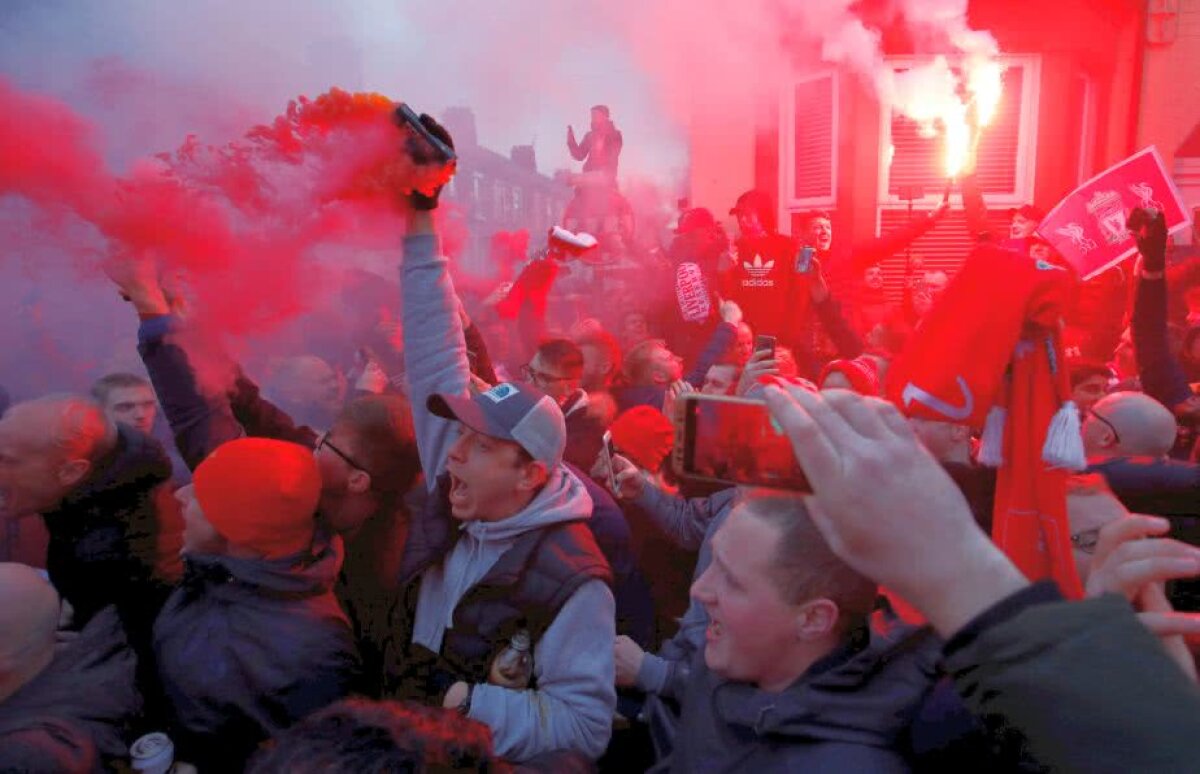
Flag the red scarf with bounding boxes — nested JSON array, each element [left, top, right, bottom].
[[886, 245, 1085, 598]]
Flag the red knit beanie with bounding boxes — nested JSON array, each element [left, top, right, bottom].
[[610, 406, 675, 472], [819, 357, 881, 396], [193, 438, 321, 559]]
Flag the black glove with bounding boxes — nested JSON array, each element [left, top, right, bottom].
[[1127, 207, 1167, 272], [404, 113, 455, 211]]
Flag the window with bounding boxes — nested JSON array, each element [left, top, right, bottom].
[[779, 71, 839, 219], [869, 55, 1041, 292]]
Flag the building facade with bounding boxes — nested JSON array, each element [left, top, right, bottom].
[[439, 107, 574, 277], [689, 0, 1196, 297]]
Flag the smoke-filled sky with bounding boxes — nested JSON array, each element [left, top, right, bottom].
[[0, 0, 691, 181], [0, 0, 998, 401]]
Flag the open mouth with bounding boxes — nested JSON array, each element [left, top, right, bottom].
[[706, 619, 723, 642], [448, 472, 469, 509]]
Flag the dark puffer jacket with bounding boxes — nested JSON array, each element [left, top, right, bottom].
[[153, 538, 360, 770], [0, 607, 141, 773]]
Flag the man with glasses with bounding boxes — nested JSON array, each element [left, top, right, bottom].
[[1083, 391, 1200, 612], [1083, 393, 1197, 518], [522, 339, 606, 471]]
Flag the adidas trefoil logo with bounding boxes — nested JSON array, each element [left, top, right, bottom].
[[742, 255, 774, 278]]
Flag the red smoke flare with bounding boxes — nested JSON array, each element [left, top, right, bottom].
[[0, 78, 453, 392]]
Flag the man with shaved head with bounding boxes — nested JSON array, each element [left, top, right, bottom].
[[1084, 391, 1199, 519], [0, 563, 140, 771], [0, 395, 183, 647], [266, 354, 347, 432]]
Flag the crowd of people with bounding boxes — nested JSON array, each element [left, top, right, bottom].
[[1, 111, 1199, 773]]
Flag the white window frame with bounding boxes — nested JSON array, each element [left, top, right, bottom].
[[778, 70, 840, 230], [875, 53, 1041, 217], [1076, 72, 1097, 185]]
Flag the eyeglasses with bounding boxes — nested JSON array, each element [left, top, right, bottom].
[[1088, 409, 1121, 446], [521, 364, 579, 387], [1070, 527, 1102, 555], [317, 433, 369, 475]]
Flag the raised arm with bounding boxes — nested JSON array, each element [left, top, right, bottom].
[[400, 129, 471, 485], [1130, 210, 1193, 412], [850, 203, 949, 273]]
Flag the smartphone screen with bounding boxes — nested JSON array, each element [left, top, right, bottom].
[[676, 395, 810, 491], [753, 334, 776, 358], [602, 430, 619, 493], [795, 245, 815, 274]]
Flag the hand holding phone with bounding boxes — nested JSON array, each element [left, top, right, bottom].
[[601, 431, 619, 493], [674, 393, 810, 492], [753, 334, 777, 359], [736, 349, 780, 396], [795, 245, 815, 274]]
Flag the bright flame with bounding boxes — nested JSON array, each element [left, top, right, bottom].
[[943, 106, 970, 178], [967, 58, 1005, 128], [890, 53, 1006, 178]]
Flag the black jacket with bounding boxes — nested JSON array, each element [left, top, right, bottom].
[[663, 617, 942, 772], [1088, 456, 1200, 518], [153, 539, 360, 770], [41, 425, 183, 651], [0, 607, 141, 773], [943, 583, 1200, 773]]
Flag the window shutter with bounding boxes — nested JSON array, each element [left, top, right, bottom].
[[877, 208, 1014, 300], [792, 75, 836, 202]]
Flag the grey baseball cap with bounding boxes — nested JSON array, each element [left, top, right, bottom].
[[427, 382, 566, 468]]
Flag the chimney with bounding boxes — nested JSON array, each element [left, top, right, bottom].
[[441, 107, 478, 149], [510, 144, 537, 172]]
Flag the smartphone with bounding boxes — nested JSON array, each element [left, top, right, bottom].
[[393, 103, 457, 163], [754, 334, 776, 359], [601, 430, 619, 493], [673, 393, 810, 492], [795, 245, 815, 274]]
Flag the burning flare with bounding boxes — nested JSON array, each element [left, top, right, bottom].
[[889, 53, 1006, 179]]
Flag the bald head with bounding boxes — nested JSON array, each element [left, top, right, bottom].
[[267, 355, 345, 428], [0, 563, 59, 700], [1083, 392, 1177, 459], [0, 396, 115, 518]]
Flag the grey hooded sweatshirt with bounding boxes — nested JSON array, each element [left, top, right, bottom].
[[401, 233, 616, 762]]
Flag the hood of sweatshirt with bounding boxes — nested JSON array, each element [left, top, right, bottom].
[[709, 617, 941, 748], [181, 532, 344, 601], [412, 464, 593, 652]]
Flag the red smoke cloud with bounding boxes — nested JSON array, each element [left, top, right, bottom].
[[0, 78, 452, 392]]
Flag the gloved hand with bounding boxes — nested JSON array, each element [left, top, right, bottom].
[[1127, 207, 1167, 273], [403, 112, 455, 211]]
